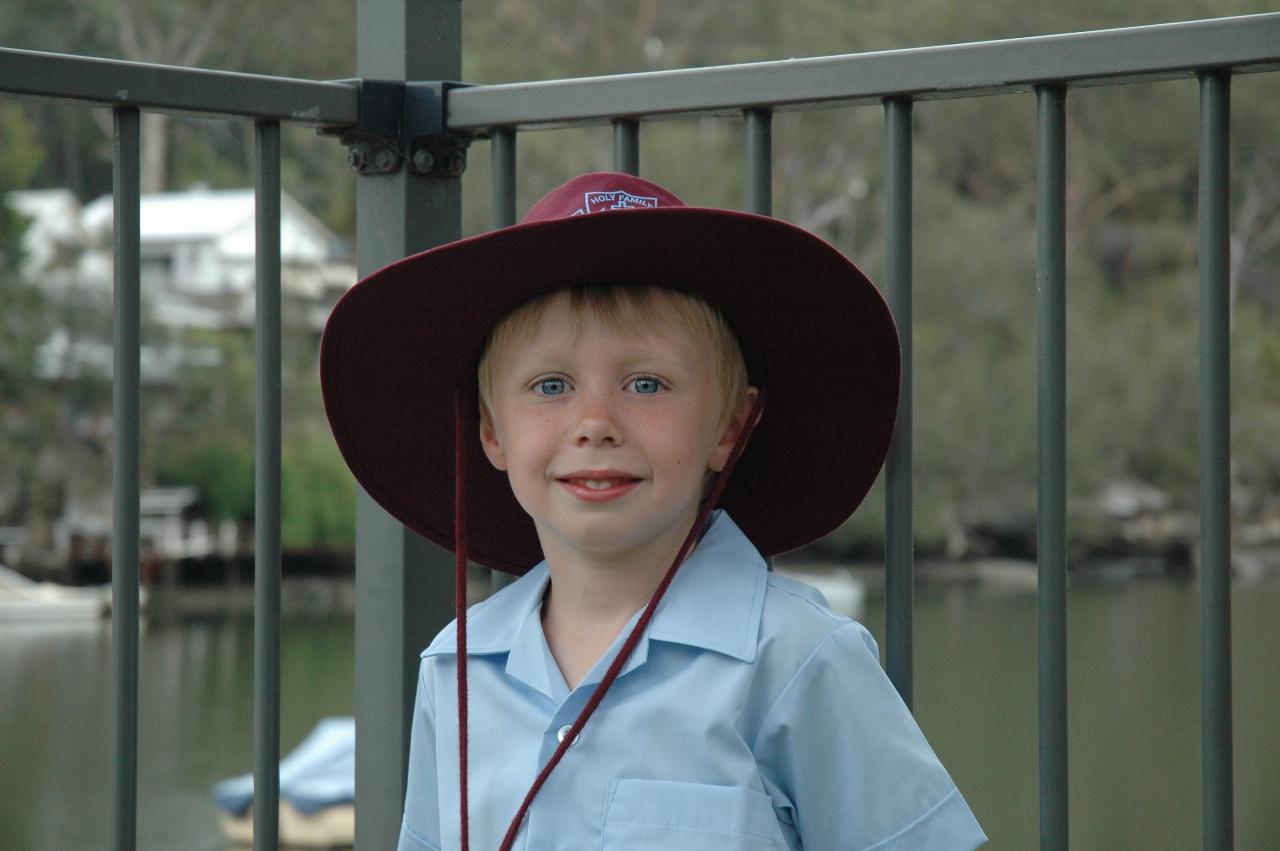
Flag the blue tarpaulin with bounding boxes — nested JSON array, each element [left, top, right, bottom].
[[212, 717, 354, 816]]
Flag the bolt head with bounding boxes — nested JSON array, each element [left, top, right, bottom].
[[346, 148, 365, 171], [447, 151, 466, 177], [373, 147, 396, 171], [412, 149, 434, 173]]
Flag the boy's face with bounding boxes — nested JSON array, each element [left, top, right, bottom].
[[479, 291, 756, 567]]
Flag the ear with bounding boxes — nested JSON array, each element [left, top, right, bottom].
[[479, 418, 509, 471], [709, 386, 761, 473]]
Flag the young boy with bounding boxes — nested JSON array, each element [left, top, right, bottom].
[[321, 173, 986, 849]]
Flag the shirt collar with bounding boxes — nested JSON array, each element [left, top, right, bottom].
[[422, 509, 767, 667]]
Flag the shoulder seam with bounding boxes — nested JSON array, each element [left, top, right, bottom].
[[417, 658, 437, 723], [764, 574, 849, 626], [749, 620, 861, 752]]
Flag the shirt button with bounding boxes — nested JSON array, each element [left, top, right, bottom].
[[556, 724, 580, 746]]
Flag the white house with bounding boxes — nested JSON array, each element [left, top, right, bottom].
[[9, 185, 354, 331], [78, 185, 354, 329]]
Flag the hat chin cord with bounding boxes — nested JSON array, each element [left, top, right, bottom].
[[450, 388, 766, 851]]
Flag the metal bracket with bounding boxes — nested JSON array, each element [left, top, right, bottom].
[[322, 79, 473, 178]]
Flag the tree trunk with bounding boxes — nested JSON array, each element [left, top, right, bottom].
[[141, 112, 169, 194]]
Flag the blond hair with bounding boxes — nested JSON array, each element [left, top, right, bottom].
[[477, 284, 749, 434]]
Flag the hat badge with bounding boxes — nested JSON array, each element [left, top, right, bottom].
[[572, 189, 660, 216]]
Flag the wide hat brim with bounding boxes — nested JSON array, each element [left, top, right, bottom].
[[321, 205, 900, 574]]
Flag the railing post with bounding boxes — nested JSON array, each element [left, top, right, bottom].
[[490, 127, 517, 596], [744, 108, 772, 215], [253, 119, 283, 851], [491, 128, 517, 230], [883, 97, 914, 709], [1035, 83, 1069, 851], [613, 118, 640, 175], [354, 1, 462, 848], [1198, 69, 1234, 851], [110, 104, 141, 851]]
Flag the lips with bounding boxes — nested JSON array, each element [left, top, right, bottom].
[[564, 478, 636, 490], [556, 470, 643, 502], [556, 469, 642, 484]]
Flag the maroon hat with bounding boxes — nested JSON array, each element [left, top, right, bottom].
[[320, 172, 900, 574]]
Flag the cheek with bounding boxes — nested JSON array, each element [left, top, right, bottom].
[[504, 416, 559, 467], [647, 414, 714, 471]]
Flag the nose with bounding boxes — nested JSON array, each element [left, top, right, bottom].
[[572, 390, 623, 446]]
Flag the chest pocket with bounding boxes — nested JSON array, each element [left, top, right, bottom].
[[601, 778, 787, 850]]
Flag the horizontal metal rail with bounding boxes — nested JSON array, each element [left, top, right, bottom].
[[447, 13, 1280, 130], [0, 47, 356, 125], [2, 14, 1275, 133]]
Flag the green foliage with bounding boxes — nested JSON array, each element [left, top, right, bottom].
[[0, 103, 43, 280], [156, 426, 357, 547], [0, 273, 48, 405], [0, 104, 44, 193], [282, 430, 356, 550], [157, 433, 255, 520], [0, 249, 52, 527], [1233, 304, 1280, 503], [3, 0, 1280, 558]]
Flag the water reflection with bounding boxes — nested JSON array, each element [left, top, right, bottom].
[[1, 616, 354, 850], [0, 579, 1276, 849]]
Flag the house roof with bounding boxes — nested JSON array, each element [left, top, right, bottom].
[[80, 186, 337, 260]]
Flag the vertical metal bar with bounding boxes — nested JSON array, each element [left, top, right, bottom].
[[490, 127, 518, 594], [1198, 69, 1234, 851], [883, 97, 914, 710], [744, 105, 771, 572], [491, 127, 517, 230], [612, 118, 640, 175], [111, 105, 141, 851], [1035, 83, 1068, 851], [253, 119, 283, 851], [744, 108, 772, 215], [356, 1, 461, 847]]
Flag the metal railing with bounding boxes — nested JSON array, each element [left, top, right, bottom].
[[2, 7, 1276, 849], [1, 47, 353, 850]]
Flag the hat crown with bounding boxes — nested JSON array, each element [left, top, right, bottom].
[[522, 172, 687, 224]]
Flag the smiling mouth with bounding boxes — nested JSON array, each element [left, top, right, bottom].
[[556, 475, 643, 502], [560, 478, 640, 489]]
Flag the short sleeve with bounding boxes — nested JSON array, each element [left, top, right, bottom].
[[752, 623, 986, 851], [398, 660, 443, 851]]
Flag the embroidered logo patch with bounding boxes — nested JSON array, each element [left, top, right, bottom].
[[572, 190, 659, 216]]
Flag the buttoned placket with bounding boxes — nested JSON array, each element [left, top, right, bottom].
[[519, 603, 651, 848]]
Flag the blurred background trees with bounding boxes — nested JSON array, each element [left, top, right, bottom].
[[1, 0, 1276, 563]]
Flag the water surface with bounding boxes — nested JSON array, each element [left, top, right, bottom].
[[1, 577, 1276, 849]]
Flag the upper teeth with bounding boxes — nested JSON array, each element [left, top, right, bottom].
[[583, 480, 617, 489]]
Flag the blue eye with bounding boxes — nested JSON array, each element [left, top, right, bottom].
[[630, 376, 662, 394], [535, 377, 567, 396]]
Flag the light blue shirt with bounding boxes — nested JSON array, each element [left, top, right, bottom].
[[399, 510, 986, 850]]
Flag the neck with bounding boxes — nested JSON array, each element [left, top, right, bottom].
[[541, 515, 703, 627], [537, 510, 713, 686]]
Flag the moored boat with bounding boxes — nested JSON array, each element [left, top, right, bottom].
[[0, 564, 111, 621], [212, 717, 355, 849]]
